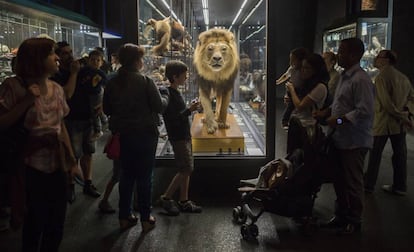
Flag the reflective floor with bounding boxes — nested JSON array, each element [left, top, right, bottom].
[[1, 101, 414, 252]]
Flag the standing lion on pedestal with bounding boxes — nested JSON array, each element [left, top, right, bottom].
[[194, 29, 239, 134]]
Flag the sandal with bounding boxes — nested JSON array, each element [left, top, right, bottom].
[[119, 214, 138, 231], [141, 215, 156, 233]]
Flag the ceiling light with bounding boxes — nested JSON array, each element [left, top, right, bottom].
[[242, 0, 263, 25], [228, 0, 248, 31], [146, 0, 167, 18], [161, 0, 182, 23], [202, 0, 209, 30]]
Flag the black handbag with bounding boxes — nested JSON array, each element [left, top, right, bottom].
[[0, 115, 28, 174], [0, 79, 29, 174]]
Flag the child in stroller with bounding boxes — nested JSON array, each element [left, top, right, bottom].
[[233, 118, 333, 240]]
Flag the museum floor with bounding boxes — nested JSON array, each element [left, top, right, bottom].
[[1, 100, 414, 252]]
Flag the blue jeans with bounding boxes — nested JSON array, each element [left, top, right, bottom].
[[118, 132, 158, 221]]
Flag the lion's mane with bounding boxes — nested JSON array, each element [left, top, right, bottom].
[[193, 29, 239, 83]]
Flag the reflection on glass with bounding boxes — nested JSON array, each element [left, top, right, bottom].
[[139, 0, 267, 157], [361, 0, 377, 11], [0, 6, 100, 84], [323, 20, 389, 80]]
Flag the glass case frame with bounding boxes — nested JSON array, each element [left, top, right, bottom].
[[138, 0, 271, 165]]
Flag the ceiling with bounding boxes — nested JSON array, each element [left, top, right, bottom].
[[145, 0, 266, 29]]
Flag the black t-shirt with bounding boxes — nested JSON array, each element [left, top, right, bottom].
[[162, 87, 191, 141], [66, 66, 106, 120], [51, 68, 71, 87]]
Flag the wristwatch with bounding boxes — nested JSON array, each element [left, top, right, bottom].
[[336, 117, 344, 125]]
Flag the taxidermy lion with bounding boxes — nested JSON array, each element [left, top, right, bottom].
[[194, 28, 239, 134], [144, 17, 191, 56]]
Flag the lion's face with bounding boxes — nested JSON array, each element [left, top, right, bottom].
[[204, 42, 231, 72], [194, 29, 239, 82]]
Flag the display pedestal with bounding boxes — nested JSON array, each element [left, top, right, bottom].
[[191, 113, 245, 153]]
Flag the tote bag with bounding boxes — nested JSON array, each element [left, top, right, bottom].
[[103, 133, 120, 160]]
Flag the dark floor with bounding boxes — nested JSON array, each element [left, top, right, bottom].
[[1, 102, 414, 252]]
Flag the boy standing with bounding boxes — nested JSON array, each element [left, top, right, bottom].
[[82, 50, 107, 141], [159, 60, 202, 216]]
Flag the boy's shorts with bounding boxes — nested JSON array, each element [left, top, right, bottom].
[[65, 120, 96, 159], [170, 140, 194, 173]]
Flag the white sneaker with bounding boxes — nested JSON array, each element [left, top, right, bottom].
[[382, 185, 406, 196]]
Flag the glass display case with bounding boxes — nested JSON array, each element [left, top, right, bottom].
[[138, 0, 267, 158], [323, 18, 391, 80], [0, 1, 101, 85]]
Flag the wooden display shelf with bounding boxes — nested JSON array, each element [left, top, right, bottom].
[[191, 113, 245, 153]]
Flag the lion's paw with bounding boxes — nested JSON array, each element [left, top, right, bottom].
[[217, 121, 230, 129], [206, 120, 218, 134]]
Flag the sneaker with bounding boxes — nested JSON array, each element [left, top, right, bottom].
[[320, 216, 345, 229], [119, 214, 138, 231], [141, 215, 156, 233], [382, 185, 406, 196], [98, 200, 116, 214], [74, 175, 85, 186], [178, 200, 202, 213], [83, 184, 101, 198], [159, 196, 180, 216], [337, 223, 361, 235]]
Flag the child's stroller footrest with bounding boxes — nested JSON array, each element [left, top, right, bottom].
[[262, 194, 314, 217]]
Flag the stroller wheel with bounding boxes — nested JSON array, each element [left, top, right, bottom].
[[241, 224, 259, 240], [232, 207, 241, 222], [233, 206, 247, 224], [248, 224, 259, 237]]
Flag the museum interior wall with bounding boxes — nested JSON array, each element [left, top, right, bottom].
[[269, 0, 318, 99], [391, 0, 414, 83]]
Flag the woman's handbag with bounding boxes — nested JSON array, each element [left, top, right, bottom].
[[103, 133, 120, 160], [0, 118, 28, 174]]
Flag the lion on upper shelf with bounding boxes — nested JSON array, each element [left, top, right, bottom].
[[194, 28, 239, 134], [144, 17, 192, 56]]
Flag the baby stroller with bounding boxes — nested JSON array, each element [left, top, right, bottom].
[[232, 117, 333, 240]]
